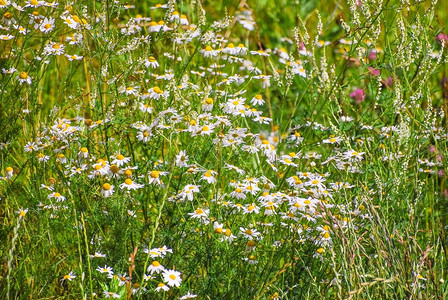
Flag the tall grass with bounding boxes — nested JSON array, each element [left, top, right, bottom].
[[1, 0, 447, 299]]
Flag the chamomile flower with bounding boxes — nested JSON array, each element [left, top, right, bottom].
[[61, 271, 76, 281], [179, 14, 189, 25], [37, 153, 50, 163], [322, 136, 343, 144], [61, 15, 78, 29], [90, 252, 107, 258], [14, 24, 29, 35], [0, 0, 11, 8], [2, 67, 17, 74], [120, 179, 144, 190], [111, 154, 131, 167], [229, 187, 246, 200], [188, 207, 209, 224], [48, 192, 66, 202], [65, 54, 83, 61], [0, 34, 14, 41], [243, 203, 260, 214], [200, 170, 217, 184], [286, 175, 304, 189], [101, 183, 115, 197], [148, 170, 168, 185], [155, 282, 170, 292], [24, 0, 43, 8], [16, 208, 28, 218], [150, 3, 168, 9], [78, 147, 89, 159], [147, 260, 165, 274], [162, 269, 182, 287], [180, 184, 200, 201], [251, 94, 265, 105], [144, 56, 159, 68], [17, 71, 32, 85], [56, 153, 67, 164], [250, 49, 270, 56], [43, 42, 65, 56], [175, 150, 189, 167], [137, 126, 152, 142], [239, 227, 261, 240], [39, 17, 55, 33], [201, 97, 214, 111], [97, 265, 113, 275], [5, 167, 14, 179], [305, 175, 327, 191], [143, 274, 154, 281], [148, 21, 162, 32], [200, 45, 220, 58], [342, 150, 365, 162], [180, 292, 198, 299], [103, 291, 120, 298], [139, 103, 153, 113]]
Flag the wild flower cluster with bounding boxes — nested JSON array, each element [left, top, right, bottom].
[[1, 0, 448, 299]]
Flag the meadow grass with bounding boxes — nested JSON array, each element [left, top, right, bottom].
[[1, 0, 448, 299]]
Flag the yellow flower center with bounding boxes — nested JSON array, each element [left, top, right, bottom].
[[72, 15, 81, 23], [125, 179, 133, 185], [110, 165, 119, 174], [195, 208, 204, 215], [321, 232, 330, 239], [152, 261, 160, 267], [19, 72, 28, 79], [150, 171, 160, 178], [153, 86, 162, 94], [102, 183, 111, 190]]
